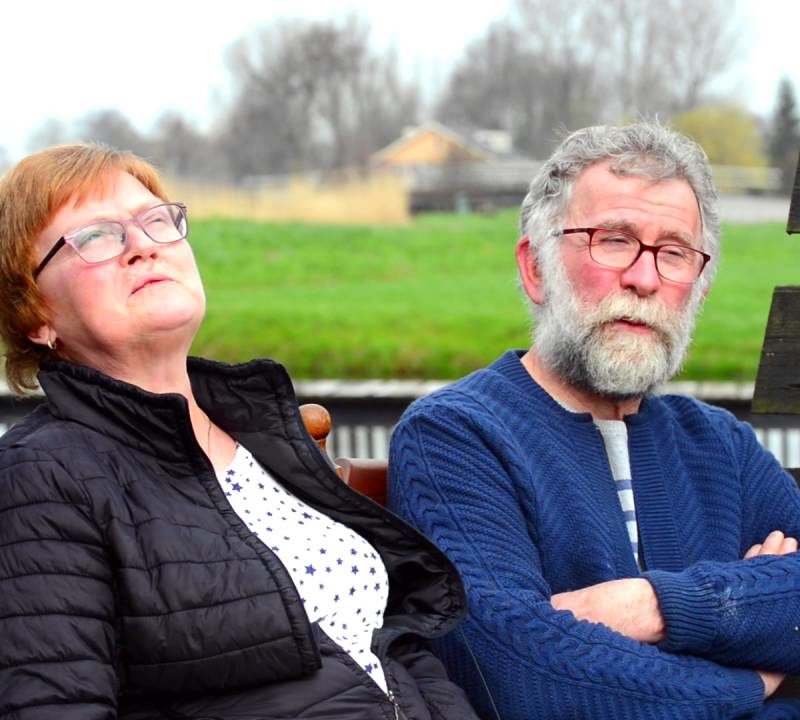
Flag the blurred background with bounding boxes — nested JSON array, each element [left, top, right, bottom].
[[3, 0, 798, 213], [2, 0, 800, 460]]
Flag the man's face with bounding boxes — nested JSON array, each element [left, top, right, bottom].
[[532, 162, 705, 399]]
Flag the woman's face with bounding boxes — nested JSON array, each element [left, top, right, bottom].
[[29, 170, 206, 369]]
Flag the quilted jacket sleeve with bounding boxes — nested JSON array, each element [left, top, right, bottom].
[[0, 446, 118, 719], [388, 403, 766, 720]]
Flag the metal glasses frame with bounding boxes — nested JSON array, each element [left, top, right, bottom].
[[33, 202, 188, 278]]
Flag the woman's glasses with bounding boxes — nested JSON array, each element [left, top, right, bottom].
[[33, 202, 188, 278]]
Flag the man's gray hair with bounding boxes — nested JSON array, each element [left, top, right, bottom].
[[519, 121, 720, 293]]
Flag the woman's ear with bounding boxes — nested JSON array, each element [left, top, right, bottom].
[[516, 236, 545, 306], [27, 324, 56, 350]]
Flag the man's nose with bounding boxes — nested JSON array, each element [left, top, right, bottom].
[[619, 247, 662, 296]]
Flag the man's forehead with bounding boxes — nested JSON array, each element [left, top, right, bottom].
[[567, 162, 701, 234], [572, 160, 693, 194]]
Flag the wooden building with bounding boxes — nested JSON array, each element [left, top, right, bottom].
[[372, 122, 539, 212]]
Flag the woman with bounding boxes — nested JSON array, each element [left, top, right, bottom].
[[0, 145, 478, 720]]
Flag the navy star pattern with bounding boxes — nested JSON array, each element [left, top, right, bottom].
[[216, 443, 390, 693]]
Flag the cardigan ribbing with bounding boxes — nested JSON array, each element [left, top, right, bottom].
[[388, 350, 800, 720]]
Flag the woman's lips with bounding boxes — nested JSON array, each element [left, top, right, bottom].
[[132, 276, 170, 293]]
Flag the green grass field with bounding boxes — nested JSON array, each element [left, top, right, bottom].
[[190, 212, 798, 381]]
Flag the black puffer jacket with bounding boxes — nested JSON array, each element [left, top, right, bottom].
[[0, 358, 478, 720]]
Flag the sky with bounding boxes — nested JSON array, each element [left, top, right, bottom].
[[1, 0, 798, 163]]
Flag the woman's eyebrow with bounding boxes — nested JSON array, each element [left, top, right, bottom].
[[65, 201, 163, 230]]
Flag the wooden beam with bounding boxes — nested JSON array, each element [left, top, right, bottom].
[[790, 151, 800, 234], [752, 286, 800, 413]]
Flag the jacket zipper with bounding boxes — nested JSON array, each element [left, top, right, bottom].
[[387, 689, 403, 720]]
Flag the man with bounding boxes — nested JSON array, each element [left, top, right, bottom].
[[388, 122, 800, 719]]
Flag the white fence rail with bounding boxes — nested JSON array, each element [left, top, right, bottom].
[[3, 379, 799, 468], [325, 422, 800, 468]]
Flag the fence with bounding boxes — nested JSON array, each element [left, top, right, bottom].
[[296, 380, 800, 467], [321, 413, 800, 466], [2, 380, 799, 468]]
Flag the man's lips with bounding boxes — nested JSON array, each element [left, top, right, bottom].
[[608, 317, 654, 333]]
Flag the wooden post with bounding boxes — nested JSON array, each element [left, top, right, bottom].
[[754, 154, 800, 700], [752, 151, 800, 414], [752, 287, 800, 414], [790, 150, 800, 234]]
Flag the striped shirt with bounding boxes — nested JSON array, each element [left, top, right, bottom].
[[594, 419, 640, 567]]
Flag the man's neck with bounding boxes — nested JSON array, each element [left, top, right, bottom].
[[520, 349, 642, 421]]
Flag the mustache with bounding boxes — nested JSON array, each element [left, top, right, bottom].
[[582, 293, 681, 343]]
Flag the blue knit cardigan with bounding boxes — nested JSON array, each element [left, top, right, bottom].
[[388, 350, 800, 720]]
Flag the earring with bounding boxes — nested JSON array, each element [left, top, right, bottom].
[[46, 338, 56, 351]]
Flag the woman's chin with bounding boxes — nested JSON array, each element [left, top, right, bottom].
[[134, 300, 205, 339]]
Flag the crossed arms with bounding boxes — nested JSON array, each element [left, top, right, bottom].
[[388, 396, 800, 720], [551, 529, 798, 698]]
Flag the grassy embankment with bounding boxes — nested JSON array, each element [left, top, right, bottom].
[[191, 211, 798, 382]]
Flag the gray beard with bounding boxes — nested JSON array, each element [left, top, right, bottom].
[[533, 257, 701, 401]]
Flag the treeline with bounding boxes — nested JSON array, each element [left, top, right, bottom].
[[12, 0, 800, 191]]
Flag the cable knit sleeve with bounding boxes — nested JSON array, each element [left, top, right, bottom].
[[643, 417, 800, 670], [388, 401, 766, 720], [0, 447, 118, 720]]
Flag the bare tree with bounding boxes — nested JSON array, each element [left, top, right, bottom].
[[437, 22, 537, 140], [151, 112, 227, 180], [768, 78, 800, 192], [438, 0, 743, 156], [77, 110, 152, 158], [437, 13, 600, 158], [26, 118, 72, 153], [591, 0, 741, 116], [220, 17, 419, 179]]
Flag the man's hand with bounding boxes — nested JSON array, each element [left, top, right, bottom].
[[551, 578, 665, 644], [744, 530, 797, 698], [744, 529, 798, 559]]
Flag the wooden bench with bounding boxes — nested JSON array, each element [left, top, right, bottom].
[[300, 403, 388, 504]]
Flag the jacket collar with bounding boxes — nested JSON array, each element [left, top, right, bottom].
[[37, 357, 296, 473]]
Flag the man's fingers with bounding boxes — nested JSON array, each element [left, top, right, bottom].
[[780, 536, 798, 554], [744, 544, 762, 559], [757, 669, 786, 699], [744, 533, 798, 559], [760, 530, 786, 555]]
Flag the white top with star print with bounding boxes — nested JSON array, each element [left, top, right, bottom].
[[216, 443, 390, 693]]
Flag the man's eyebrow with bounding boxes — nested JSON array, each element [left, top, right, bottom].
[[599, 219, 639, 233], [599, 219, 695, 246]]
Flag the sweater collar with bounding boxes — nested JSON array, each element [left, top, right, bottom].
[[490, 349, 658, 424]]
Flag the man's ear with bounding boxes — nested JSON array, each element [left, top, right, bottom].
[[27, 324, 55, 349], [516, 235, 545, 305]]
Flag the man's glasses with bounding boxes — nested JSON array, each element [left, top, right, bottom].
[[560, 227, 711, 284], [33, 202, 189, 278]]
